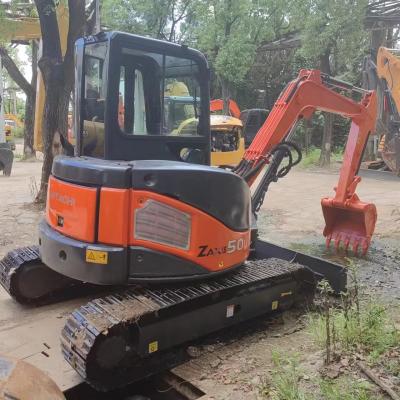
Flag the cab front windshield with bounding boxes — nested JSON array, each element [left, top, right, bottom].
[[81, 43, 205, 158], [117, 50, 202, 136]]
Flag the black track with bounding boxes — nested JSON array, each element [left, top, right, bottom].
[[61, 258, 315, 391], [0, 246, 81, 305]]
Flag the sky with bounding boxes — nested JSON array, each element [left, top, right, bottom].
[[17, 45, 32, 82]]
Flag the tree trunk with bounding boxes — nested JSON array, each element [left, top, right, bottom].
[[23, 41, 38, 159], [34, 0, 85, 203], [36, 72, 65, 202], [221, 78, 231, 115], [23, 94, 36, 159], [319, 51, 333, 166], [319, 113, 333, 167]]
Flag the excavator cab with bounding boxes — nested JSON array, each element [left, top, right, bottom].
[[74, 32, 211, 163]]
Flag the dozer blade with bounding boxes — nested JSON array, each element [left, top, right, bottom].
[[321, 197, 377, 256]]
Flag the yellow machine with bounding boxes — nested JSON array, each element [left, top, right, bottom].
[[377, 47, 400, 111], [373, 47, 400, 174], [210, 115, 245, 166], [4, 114, 23, 128], [165, 81, 245, 166], [4, 114, 22, 149], [4, 116, 19, 151]]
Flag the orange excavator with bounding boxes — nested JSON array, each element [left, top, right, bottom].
[[0, 32, 376, 390]]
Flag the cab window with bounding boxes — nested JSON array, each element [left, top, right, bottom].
[[119, 49, 202, 136]]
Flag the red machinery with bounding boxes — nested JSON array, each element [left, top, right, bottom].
[[236, 69, 378, 255], [210, 98, 241, 118]]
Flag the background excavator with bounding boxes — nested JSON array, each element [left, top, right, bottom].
[[210, 98, 270, 148], [363, 46, 400, 175], [0, 31, 377, 390]]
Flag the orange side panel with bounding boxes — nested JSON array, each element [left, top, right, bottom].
[[98, 188, 130, 246], [129, 190, 250, 272], [46, 176, 97, 243]]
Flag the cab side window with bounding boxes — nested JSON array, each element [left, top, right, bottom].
[[84, 57, 104, 123], [119, 66, 148, 135]]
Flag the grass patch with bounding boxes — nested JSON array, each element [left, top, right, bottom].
[[258, 353, 382, 400], [319, 376, 381, 400], [258, 352, 307, 400], [387, 358, 400, 377], [308, 301, 400, 363], [300, 147, 343, 168], [13, 126, 24, 139]]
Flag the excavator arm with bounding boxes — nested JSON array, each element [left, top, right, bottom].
[[235, 69, 378, 255]]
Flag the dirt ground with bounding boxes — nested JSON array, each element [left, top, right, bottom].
[[0, 159, 399, 399]]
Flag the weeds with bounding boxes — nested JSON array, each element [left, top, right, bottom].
[[308, 258, 400, 366], [318, 280, 335, 363], [319, 376, 381, 400], [258, 353, 381, 400], [259, 264, 399, 399], [309, 300, 399, 358], [386, 358, 400, 377], [258, 353, 307, 400]]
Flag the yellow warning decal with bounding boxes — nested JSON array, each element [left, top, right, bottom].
[[148, 341, 158, 353], [86, 249, 108, 264], [280, 291, 292, 297], [271, 300, 279, 311]]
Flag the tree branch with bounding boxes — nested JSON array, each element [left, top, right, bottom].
[[85, 0, 97, 35], [0, 47, 35, 98]]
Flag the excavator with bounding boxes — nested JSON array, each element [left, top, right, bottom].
[[0, 31, 377, 390], [363, 47, 400, 174], [210, 98, 270, 149]]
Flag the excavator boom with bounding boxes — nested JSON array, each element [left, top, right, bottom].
[[235, 69, 378, 254]]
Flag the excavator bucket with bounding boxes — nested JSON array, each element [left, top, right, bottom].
[[321, 196, 377, 255], [0, 145, 13, 177]]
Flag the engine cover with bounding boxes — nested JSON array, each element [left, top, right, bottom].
[[40, 156, 252, 284]]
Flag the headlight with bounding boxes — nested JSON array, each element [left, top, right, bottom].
[[134, 200, 191, 250]]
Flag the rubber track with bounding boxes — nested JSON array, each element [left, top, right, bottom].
[[61, 258, 306, 388], [0, 246, 41, 303], [0, 246, 85, 305]]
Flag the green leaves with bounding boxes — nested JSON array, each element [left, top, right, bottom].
[[294, 0, 368, 78], [193, 0, 277, 89], [102, 0, 196, 42]]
